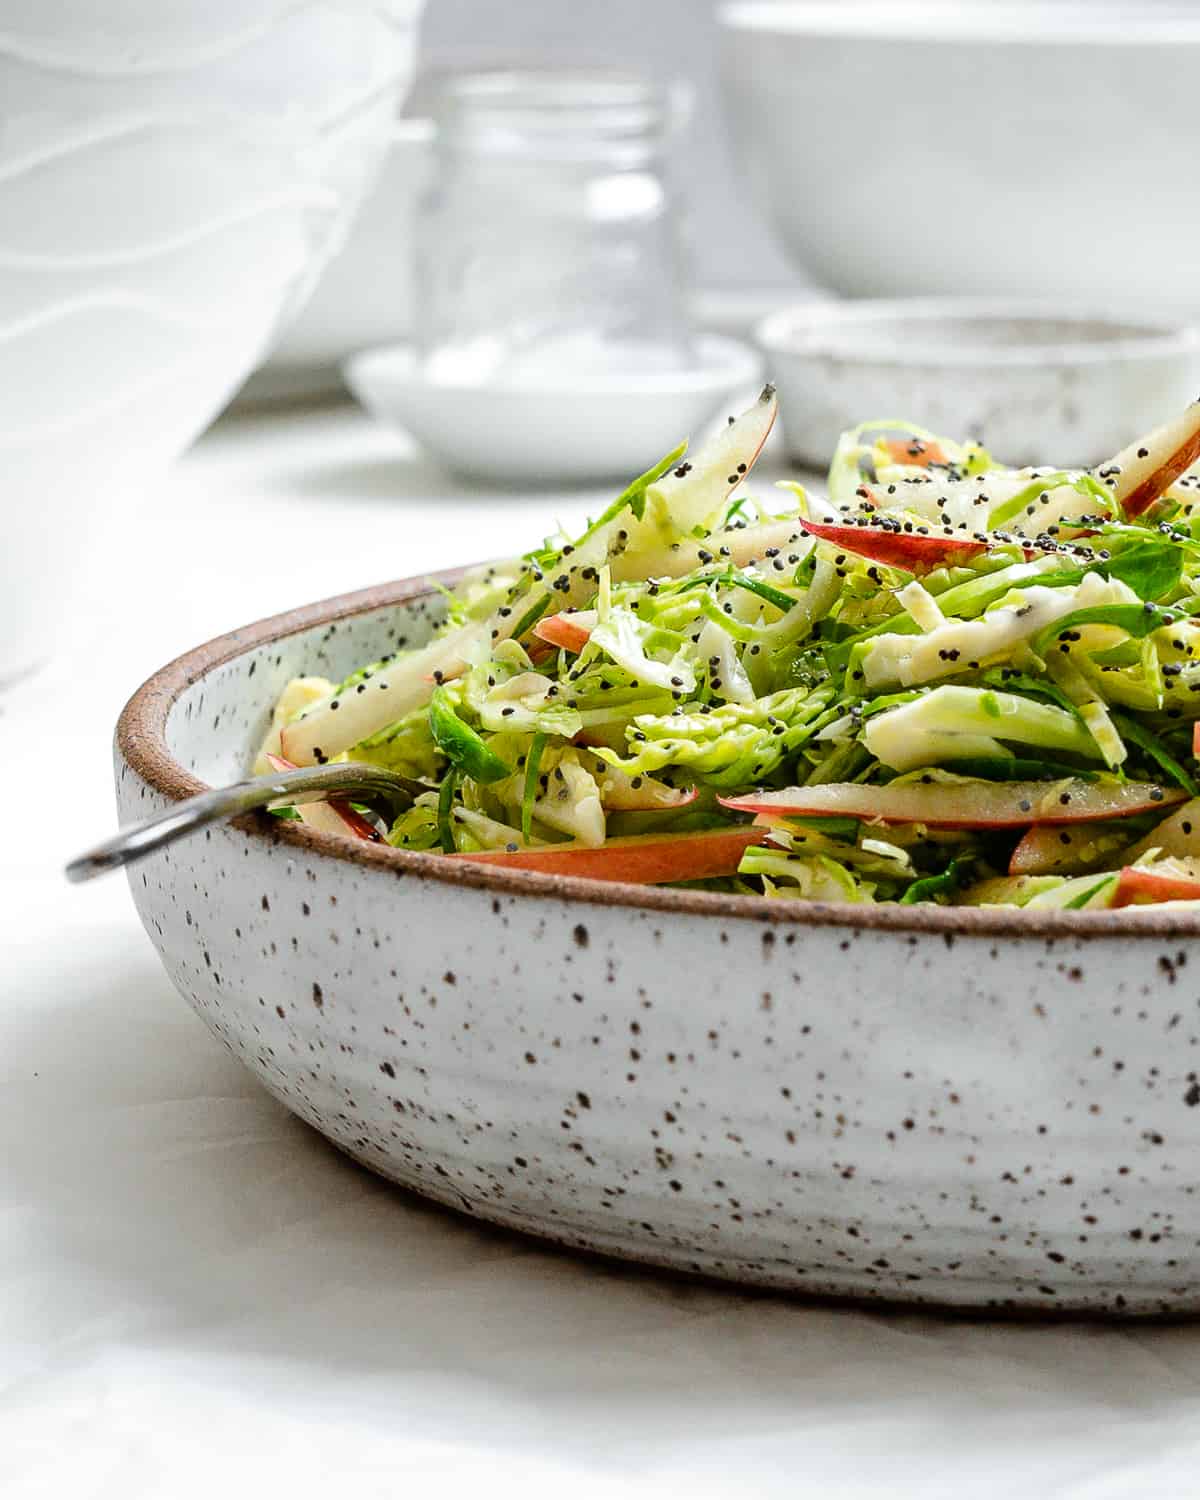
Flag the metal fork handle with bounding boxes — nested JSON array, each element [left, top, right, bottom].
[[65, 763, 425, 884]]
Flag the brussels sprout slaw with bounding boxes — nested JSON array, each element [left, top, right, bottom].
[[259, 389, 1200, 908]]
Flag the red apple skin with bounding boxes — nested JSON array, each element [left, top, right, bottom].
[[1113, 866, 1200, 906], [719, 780, 1184, 829], [265, 754, 381, 842], [1009, 825, 1080, 876], [1113, 401, 1200, 518], [880, 436, 948, 468], [1006, 823, 1131, 876], [1193, 721, 1200, 760], [533, 613, 594, 653], [797, 517, 1035, 574], [642, 384, 778, 535], [448, 827, 764, 883], [1122, 436, 1200, 516], [320, 803, 383, 842]]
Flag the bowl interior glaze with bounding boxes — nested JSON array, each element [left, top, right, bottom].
[[158, 585, 446, 790]]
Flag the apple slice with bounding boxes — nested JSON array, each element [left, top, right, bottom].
[[1113, 862, 1200, 907], [638, 384, 778, 538], [1008, 822, 1135, 876], [1122, 797, 1200, 863], [719, 779, 1184, 828], [533, 610, 596, 654], [797, 517, 1035, 574], [1105, 399, 1200, 518], [264, 754, 382, 841], [448, 826, 764, 883], [281, 621, 490, 767], [611, 517, 812, 585], [593, 766, 697, 812]]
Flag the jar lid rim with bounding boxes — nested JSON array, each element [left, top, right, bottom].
[[434, 68, 679, 152]]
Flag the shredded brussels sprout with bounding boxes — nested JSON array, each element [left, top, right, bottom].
[[262, 390, 1200, 906]]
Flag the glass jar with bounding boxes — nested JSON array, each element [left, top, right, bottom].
[[413, 69, 694, 385]]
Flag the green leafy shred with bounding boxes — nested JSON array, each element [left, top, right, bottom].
[[429, 687, 511, 784], [900, 858, 969, 906], [1111, 713, 1199, 797], [521, 732, 547, 842], [436, 768, 459, 853]]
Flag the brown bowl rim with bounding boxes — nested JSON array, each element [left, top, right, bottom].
[[117, 568, 1200, 941]]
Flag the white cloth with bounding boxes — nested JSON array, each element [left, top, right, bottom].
[[6, 406, 1200, 1499]]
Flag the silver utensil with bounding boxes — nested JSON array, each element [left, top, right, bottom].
[[66, 763, 430, 884]]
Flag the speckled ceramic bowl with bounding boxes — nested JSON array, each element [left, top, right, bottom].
[[116, 574, 1200, 1315], [757, 300, 1200, 469]]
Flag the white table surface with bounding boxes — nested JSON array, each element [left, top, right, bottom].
[[7, 403, 1200, 1499]]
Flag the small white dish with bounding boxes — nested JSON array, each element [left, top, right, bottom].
[[239, 120, 435, 404], [756, 299, 1200, 468], [343, 335, 763, 484]]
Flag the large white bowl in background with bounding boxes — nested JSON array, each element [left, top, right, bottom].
[[241, 119, 435, 403], [757, 300, 1200, 468], [720, 3, 1200, 311], [0, 0, 424, 683]]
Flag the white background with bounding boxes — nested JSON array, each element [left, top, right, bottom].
[[7, 404, 1200, 1498]]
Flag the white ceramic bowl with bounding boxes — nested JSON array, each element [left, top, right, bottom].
[[243, 119, 435, 401], [720, 3, 1200, 310], [343, 335, 764, 484], [0, 0, 423, 682], [115, 572, 1200, 1315], [757, 299, 1200, 468]]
